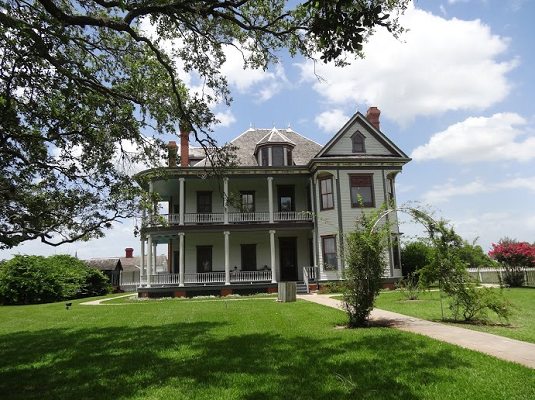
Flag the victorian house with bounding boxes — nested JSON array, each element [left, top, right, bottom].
[[136, 107, 411, 298]]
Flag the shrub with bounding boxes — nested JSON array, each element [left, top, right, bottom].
[[0, 255, 111, 305], [401, 241, 432, 278], [449, 286, 513, 322], [489, 239, 535, 287], [395, 273, 421, 300], [318, 281, 344, 294], [343, 205, 391, 328]]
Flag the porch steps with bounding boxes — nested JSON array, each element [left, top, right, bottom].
[[296, 282, 309, 294]]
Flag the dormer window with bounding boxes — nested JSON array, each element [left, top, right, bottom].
[[256, 145, 294, 166], [272, 146, 284, 166], [351, 131, 366, 153]]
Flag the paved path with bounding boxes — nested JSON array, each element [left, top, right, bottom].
[[298, 293, 535, 369], [80, 294, 134, 305]]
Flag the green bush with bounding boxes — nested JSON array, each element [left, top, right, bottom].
[[395, 273, 422, 300], [0, 255, 111, 305], [401, 241, 432, 278], [449, 286, 513, 322], [318, 281, 344, 294]]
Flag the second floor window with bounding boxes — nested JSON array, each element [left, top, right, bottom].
[[319, 177, 334, 210], [350, 175, 374, 207], [197, 191, 212, 213], [278, 185, 295, 212], [241, 192, 255, 212]]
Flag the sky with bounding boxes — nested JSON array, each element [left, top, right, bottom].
[[2, 0, 535, 260]]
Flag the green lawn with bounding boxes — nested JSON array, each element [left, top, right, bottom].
[[374, 287, 535, 344], [1, 295, 534, 400]]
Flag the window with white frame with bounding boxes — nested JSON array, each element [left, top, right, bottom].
[[319, 176, 334, 210]]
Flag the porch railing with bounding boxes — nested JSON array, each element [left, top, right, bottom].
[[184, 213, 224, 224], [303, 266, 318, 293], [145, 211, 312, 226], [140, 270, 272, 286], [228, 212, 270, 223], [274, 211, 313, 222]]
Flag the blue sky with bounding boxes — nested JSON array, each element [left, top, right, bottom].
[[2, 0, 534, 260]]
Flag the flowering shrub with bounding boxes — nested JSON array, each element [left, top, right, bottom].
[[489, 240, 535, 287]]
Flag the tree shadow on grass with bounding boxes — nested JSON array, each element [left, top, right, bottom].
[[0, 315, 479, 400]]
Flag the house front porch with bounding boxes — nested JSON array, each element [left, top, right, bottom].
[[137, 266, 319, 298]]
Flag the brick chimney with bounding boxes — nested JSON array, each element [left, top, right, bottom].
[[125, 248, 134, 258], [180, 122, 190, 167], [366, 107, 381, 131], [168, 141, 177, 167]]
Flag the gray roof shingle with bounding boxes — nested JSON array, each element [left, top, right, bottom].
[[195, 128, 322, 167]]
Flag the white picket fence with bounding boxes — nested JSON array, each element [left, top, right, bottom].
[[466, 267, 535, 286]]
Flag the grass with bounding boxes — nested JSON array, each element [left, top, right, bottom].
[[0, 295, 534, 400], [374, 287, 535, 344]]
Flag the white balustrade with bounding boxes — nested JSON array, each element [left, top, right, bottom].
[[274, 211, 313, 222], [139, 271, 273, 286], [184, 213, 224, 224], [145, 211, 311, 227], [228, 212, 270, 223]]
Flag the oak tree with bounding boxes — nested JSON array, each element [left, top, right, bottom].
[[0, 0, 410, 249]]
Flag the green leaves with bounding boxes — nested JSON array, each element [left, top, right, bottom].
[[0, 255, 112, 304], [1, 0, 409, 249]]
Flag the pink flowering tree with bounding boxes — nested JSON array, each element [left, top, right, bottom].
[[489, 239, 535, 287]]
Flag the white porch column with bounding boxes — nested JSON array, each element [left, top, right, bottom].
[[179, 178, 185, 225], [153, 242, 157, 273], [224, 231, 230, 285], [267, 177, 274, 223], [147, 234, 153, 287], [269, 230, 277, 283], [223, 177, 229, 224], [179, 232, 185, 286], [149, 180, 155, 224], [312, 229, 318, 268], [140, 237, 145, 279]]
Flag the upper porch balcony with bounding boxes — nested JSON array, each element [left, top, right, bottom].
[[145, 210, 313, 227]]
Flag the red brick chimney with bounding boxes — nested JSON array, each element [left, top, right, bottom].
[[180, 123, 190, 167], [168, 141, 177, 167], [125, 248, 134, 258], [366, 107, 381, 131]]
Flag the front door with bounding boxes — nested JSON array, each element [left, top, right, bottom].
[[279, 237, 298, 281]]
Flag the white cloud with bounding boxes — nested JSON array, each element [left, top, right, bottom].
[[315, 109, 350, 133], [422, 175, 535, 203], [295, 4, 518, 123], [221, 46, 288, 102], [214, 110, 237, 128], [411, 112, 535, 163]]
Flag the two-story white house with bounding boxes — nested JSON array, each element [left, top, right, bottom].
[[136, 107, 411, 298]]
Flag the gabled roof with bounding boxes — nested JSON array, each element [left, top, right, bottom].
[[84, 256, 167, 272], [85, 258, 122, 271], [256, 127, 296, 146], [315, 111, 410, 160], [119, 255, 167, 272], [196, 127, 323, 167]]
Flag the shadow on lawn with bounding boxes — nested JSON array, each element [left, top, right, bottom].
[[0, 318, 471, 400]]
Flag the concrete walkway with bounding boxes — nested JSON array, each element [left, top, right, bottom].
[[298, 293, 535, 369]]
